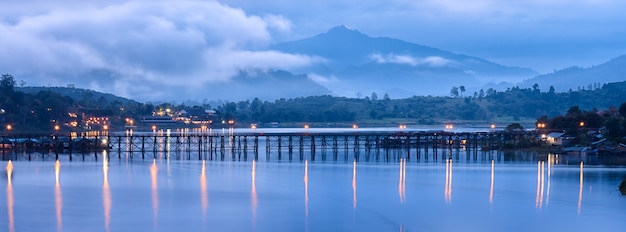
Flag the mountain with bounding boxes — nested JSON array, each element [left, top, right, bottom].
[[518, 55, 626, 92], [270, 25, 538, 98], [201, 69, 331, 101], [18, 86, 139, 105]]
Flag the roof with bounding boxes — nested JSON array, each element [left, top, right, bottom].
[[547, 132, 564, 138]]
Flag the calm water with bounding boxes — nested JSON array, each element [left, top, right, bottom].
[[2, 149, 626, 232]]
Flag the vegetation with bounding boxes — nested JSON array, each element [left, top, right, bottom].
[[1, 72, 626, 136], [536, 103, 626, 144]]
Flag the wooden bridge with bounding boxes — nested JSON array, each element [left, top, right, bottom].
[[1, 130, 541, 161]]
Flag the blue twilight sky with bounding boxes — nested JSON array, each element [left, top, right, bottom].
[[1, 0, 625, 101]]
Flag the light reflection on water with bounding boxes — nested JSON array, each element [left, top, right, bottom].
[[54, 161, 62, 232], [2, 152, 626, 231], [149, 159, 158, 228], [5, 161, 14, 232], [103, 154, 111, 232]]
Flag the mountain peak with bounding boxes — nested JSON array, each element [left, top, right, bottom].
[[325, 25, 366, 37]]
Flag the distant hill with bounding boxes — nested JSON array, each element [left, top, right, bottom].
[[519, 55, 626, 92], [18, 70, 331, 103], [201, 69, 331, 101], [271, 25, 538, 98], [18, 86, 139, 105]]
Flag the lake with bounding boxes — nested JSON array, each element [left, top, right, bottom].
[[2, 135, 626, 231]]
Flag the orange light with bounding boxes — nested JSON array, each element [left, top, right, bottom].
[[352, 124, 358, 129], [304, 124, 309, 129], [54, 125, 60, 131], [251, 124, 257, 129], [579, 121, 585, 127], [6, 125, 11, 131], [399, 124, 406, 129], [490, 124, 496, 129], [103, 125, 109, 130]]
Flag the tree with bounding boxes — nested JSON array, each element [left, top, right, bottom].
[[1, 74, 16, 92], [383, 93, 390, 101], [532, 83, 539, 92], [370, 92, 378, 101], [459, 86, 465, 97], [548, 86, 555, 94], [505, 123, 525, 132], [450, 86, 459, 98], [620, 102, 626, 118]]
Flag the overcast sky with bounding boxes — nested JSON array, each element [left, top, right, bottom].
[[1, 0, 625, 101]]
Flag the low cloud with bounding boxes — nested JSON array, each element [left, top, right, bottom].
[[307, 73, 338, 84], [370, 53, 450, 67], [0, 0, 317, 101]]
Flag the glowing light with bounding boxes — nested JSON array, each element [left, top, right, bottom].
[[445, 124, 454, 129], [579, 121, 585, 127], [250, 124, 257, 129], [490, 124, 496, 129], [399, 124, 407, 129], [304, 124, 310, 129], [103, 125, 109, 130], [352, 124, 358, 129], [6, 125, 11, 131], [54, 125, 60, 131]]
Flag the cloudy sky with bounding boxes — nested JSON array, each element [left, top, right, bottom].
[[1, 0, 625, 101]]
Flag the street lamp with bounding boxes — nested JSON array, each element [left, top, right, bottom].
[[54, 125, 60, 131], [6, 124, 11, 131]]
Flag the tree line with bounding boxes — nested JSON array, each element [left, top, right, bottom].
[[2, 72, 626, 138]]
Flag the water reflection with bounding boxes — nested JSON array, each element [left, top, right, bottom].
[[150, 159, 159, 227], [304, 160, 309, 217], [444, 159, 452, 203], [103, 154, 111, 232], [6, 161, 14, 232], [200, 161, 208, 217], [352, 159, 357, 209], [536, 161, 544, 208], [55, 160, 62, 232], [489, 160, 494, 205], [251, 160, 258, 225], [578, 161, 584, 214], [398, 159, 406, 203]]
